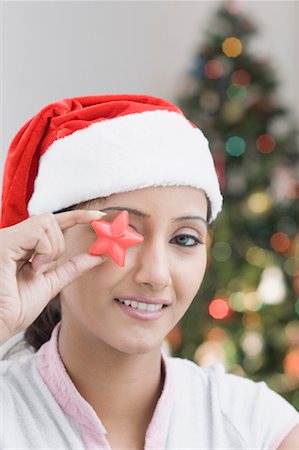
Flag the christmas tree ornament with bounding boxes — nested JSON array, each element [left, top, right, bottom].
[[89, 210, 144, 267]]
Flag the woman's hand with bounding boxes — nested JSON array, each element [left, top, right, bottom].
[[0, 211, 107, 345]]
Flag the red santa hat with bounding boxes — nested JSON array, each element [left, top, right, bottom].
[[1, 94, 223, 228]]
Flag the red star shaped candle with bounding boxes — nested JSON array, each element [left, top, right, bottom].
[[89, 210, 144, 267]]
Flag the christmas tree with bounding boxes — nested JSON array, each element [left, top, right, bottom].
[[166, 0, 299, 410]]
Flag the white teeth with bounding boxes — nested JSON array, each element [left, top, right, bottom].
[[117, 299, 164, 311]]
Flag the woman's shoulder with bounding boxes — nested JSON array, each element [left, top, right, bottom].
[[166, 355, 299, 449], [0, 338, 40, 398]]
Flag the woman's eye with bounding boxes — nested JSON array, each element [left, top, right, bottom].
[[129, 226, 204, 247], [172, 234, 204, 247]]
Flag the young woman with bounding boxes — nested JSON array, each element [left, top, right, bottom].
[[1, 94, 298, 449]]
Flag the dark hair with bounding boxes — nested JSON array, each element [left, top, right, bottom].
[[22, 191, 212, 353]]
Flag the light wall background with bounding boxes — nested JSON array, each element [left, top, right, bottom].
[[1, 0, 299, 184]]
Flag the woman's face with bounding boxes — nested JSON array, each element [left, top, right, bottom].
[[59, 186, 209, 355]]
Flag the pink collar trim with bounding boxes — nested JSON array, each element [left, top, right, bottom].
[[36, 321, 174, 449]]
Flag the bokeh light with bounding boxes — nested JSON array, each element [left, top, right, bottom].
[[284, 321, 299, 347], [222, 101, 245, 124], [231, 69, 251, 86], [247, 191, 272, 216], [246, 246, 267, 267], [283, 348, 299, 379], [270, 232, 290, 253], [283, 256, 299, 276], [166, 324, 182, 351], [242, 312, 262, 329], [199, 90, 220, 113], [227, 84, 247, 102], [256, 134, 276, 153], [206, 326, 227, 342], [204, 60, 224, 79], [241, 331, 264, 356], [209, 299, 230, 319], [243, 291, 262, 311], [229, 292, 245, 312], [287, 180, 299, 199], [222, 36, 243, 57], [225, 136, 246, 156], [212, 241, 232, 262], [257, 266, 286, 305]]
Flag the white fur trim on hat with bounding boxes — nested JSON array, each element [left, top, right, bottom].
[[28, 110, 223, 223]]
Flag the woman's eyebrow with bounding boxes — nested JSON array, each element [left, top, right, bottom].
[[99, 206, 208, 226]]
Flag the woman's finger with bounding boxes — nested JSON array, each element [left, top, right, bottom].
[[54, 210, 107, 232]]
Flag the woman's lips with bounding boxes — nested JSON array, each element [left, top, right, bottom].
[[113, 299, 168, 321]]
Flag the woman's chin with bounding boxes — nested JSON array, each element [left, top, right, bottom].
[[111, 336, 162, 356]]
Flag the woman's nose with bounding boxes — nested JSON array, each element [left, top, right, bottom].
[[132, 241, 172, 290]]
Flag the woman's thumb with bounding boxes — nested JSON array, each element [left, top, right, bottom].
[[44, 253, 108, 297]]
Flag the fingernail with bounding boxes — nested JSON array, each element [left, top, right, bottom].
[[89, 210, 107, 217]]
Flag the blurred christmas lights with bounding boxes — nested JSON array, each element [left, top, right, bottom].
[[241, 330, 264, 356], [199, 90, 220, 113], [283, 257, 299, 276], [270, 232, 290, 253], [222, 101, 245, 124], [212, 241, 232, 262], [247, 191, 272, 216], [209, 298, 231, 319], [283, 348, 299, 379], [257, 266, 287, 305], [284, 321, 299, 347], [256, 134, 276, 153], [242, 311, 262, 329], [204, 60, 224, 79], [246, 246, 267, 268], [222, 36, 243, 57], [225, 136, 246, 156], [229, 292, 245, 312], [231, 69, 251, 87], [227, 84, 247, 102], [243, 291, 262, 311]]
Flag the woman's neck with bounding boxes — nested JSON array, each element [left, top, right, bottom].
[[58, 321, 165, 441]]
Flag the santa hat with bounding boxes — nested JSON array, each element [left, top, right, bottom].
[[1, 94, 223, 228]]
